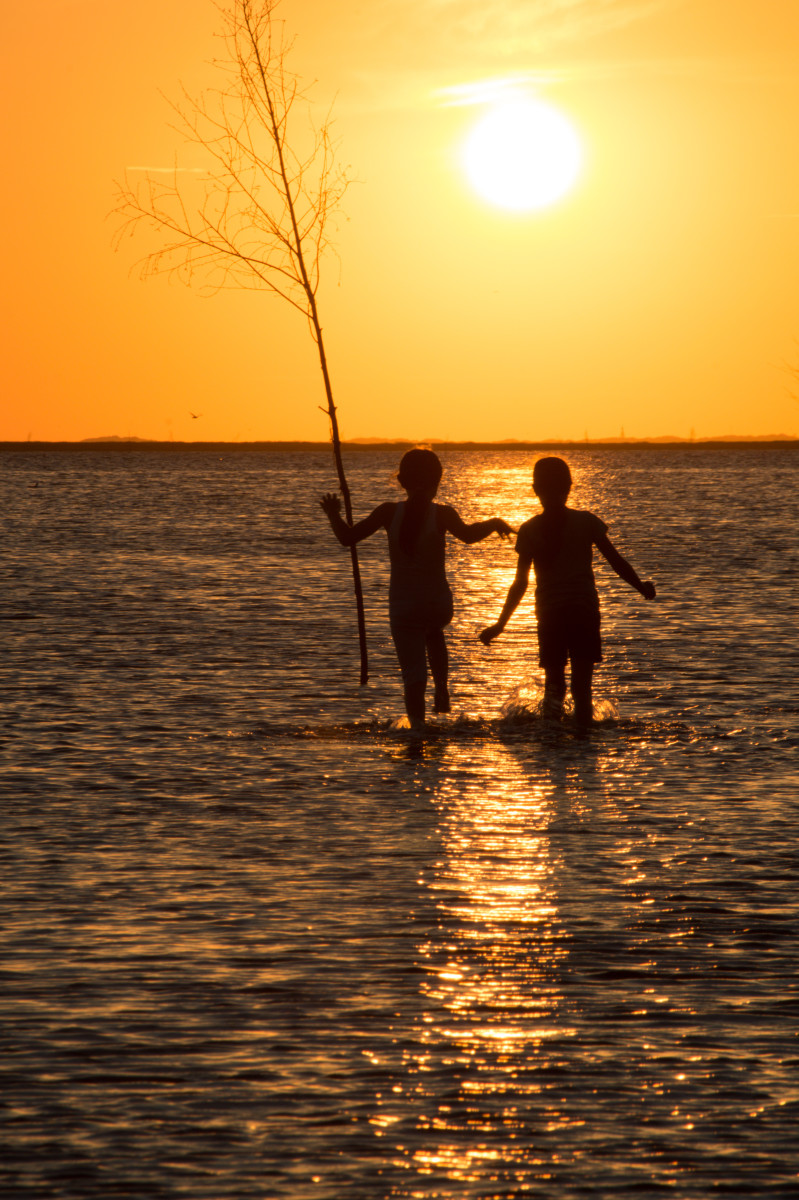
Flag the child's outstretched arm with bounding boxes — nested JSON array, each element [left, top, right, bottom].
[[320, 494, 393, 546], [440, 506, 514, 545], [479, 555, 532, 644], [595, 532, 656, 599]]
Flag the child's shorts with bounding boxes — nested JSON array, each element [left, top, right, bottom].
[[390, 596, 453, 687], [536, 600, 602, 670]]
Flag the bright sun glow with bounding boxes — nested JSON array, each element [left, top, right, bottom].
[[462, 98, 582, 212]]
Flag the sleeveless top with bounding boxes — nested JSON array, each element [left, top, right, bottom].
[[387, 502, 451, 616]]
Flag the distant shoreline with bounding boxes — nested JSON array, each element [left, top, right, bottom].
[[1, 436, 798, 452]]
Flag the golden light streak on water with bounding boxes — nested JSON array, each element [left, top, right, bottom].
[[377, 750, 583, 1184]]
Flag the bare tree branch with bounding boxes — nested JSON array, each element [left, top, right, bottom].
[[114, 0, 368, 683]]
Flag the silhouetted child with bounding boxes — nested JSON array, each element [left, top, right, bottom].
[[480, 456, 655, 725], [322, 448, 513, 728]]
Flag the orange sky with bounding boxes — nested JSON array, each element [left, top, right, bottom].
[[3, 0, 799, 443]]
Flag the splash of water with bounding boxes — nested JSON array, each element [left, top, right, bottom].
[[500, 679, 620, 724], [500, 679, 546, 722]]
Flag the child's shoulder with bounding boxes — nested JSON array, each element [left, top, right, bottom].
[[372, 500, 399, 525], [517, 512, 542, 535], [515, 512, 544, 553], [568, 508, 608, 537], [573, 507, 607, 526]]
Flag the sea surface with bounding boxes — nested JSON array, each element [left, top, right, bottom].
[[1, 443, 797, 1199]]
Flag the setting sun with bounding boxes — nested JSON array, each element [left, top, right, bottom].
[[2, 0, 799, 443], [462, 97, 582, 212]]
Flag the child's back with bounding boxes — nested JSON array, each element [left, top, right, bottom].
[[387, 499, 449, 617], [517, 507, 606, 610]]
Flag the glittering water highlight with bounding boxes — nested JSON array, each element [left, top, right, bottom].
[[1, 443, 797, 1198]]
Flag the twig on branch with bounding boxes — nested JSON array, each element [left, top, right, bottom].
[[114, 0, 368, 683]]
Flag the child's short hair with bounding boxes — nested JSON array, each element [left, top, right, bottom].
[[533, 456, 572, 495], [398, 448, 443, 493]]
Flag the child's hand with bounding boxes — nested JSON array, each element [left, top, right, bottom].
[[493, 519, 515, 540], [479, 624, 502, 645], [320, 493, 341, 518], [641, 581, 656, 600]]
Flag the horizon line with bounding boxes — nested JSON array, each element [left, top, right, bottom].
[[2, 434, 798, 449]]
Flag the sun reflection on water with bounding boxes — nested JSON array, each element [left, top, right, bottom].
[[375, 745, 578, 1186]]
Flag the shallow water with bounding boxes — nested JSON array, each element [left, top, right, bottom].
[[1, 444, 797, 1197]]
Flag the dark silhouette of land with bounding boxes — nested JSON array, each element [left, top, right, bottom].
[[1, 436, 797, 455]]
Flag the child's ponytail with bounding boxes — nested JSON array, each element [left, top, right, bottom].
[[397, 448, 443, 555]]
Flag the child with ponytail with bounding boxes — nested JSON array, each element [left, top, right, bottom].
[[321, 448, 512, 728]]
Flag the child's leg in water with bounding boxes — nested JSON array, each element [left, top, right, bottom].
[[404, 681, 426, 727], [543, 666, 567, 719], [391, 617, 428, 727], [570, 659, 595, 725], [426, 628, 450, 713]]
